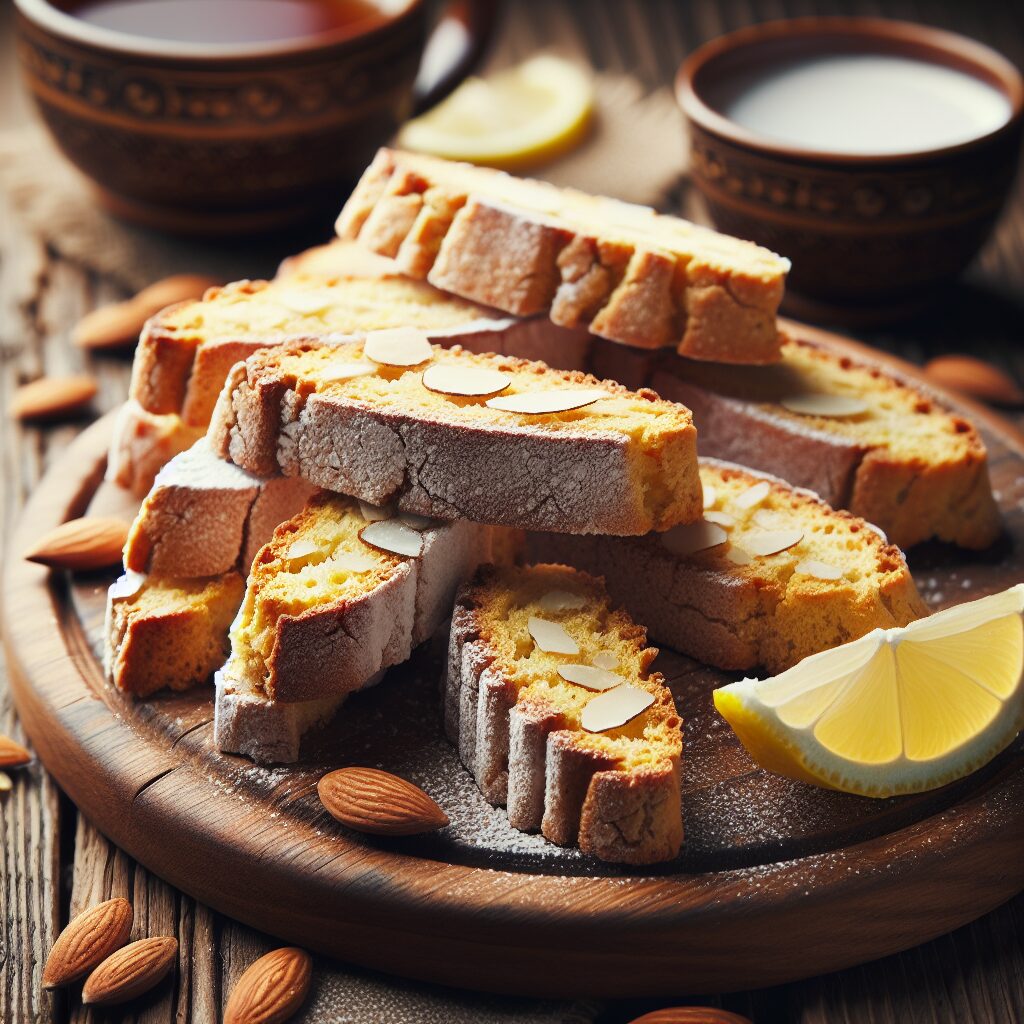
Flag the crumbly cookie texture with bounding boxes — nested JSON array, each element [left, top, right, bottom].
[[447, 563, 682, 865], [105, 572, 244, 697], [215, 493, 509, 763], [641, 336, 1002, 551], [208, 337, 701, 537], [336, 148, 789, 363], [122, 438, 317, 578], [531, 458, 929, 674]]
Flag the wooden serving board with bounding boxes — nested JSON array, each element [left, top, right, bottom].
[[4, 323, 1024, 999]]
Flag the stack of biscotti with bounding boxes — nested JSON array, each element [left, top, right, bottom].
[[448, 563, 683, 864], [109, 240, 592, 495], [333, 152, 1000, 552]]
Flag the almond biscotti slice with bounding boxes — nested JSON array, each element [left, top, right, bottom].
[[105, 571, 245, 698], [216, 493, 502, 763], [111, 245, 591, 495], [635, 336, 1002, 551], [336, 148, 789, 362], [447, 563, 682, 864], [209, 334, 701, 536], [531, 459, 928, 674], [122, 438, 317, 579]]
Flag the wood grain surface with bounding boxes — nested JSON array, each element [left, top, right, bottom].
[[2, 1, 1024, 1022]]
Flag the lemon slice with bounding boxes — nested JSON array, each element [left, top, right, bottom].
[[713, 585, 1024, 797], [396, 55, 593, 171]]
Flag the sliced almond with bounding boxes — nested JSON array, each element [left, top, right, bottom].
[[732, 481, 771, 510], [359, 519, 423, 558], [81, 936, 178, 1006], [592, 651, 620, 670], [319, 360, 376, 383], [422, 364, 512, 397], [224, 947, 313, 1024], [275, 287, 335, 316], [109, 571, 146, 601], [485, 388, 608, 415], [330, 549, 379, 573], [25, 517, 130, 571], [43, 897, 133, 988], [364, 328, 432, 367], [318, 767, 449, 835], [73, 274, 217, 350], [527, 616, 579, 655], [284, 539, 322, 567], [702, 485, 717, 510], [399, 512, 440, 531], [12, 375, 97, 421], [703, 510, 735, 528], [537, 589, 588, 612], [726, 546, 753, 566], [795, 558, 844, 581], [581, 684, 655, 733], [358, 500, 392, 522], [557, 664, 625, 691], [0, 736, 32, 768], [743, 529, 804, 557], [752, 508, 786, 530], [661, 520, 727, 557], [781, 393, 868, 418]]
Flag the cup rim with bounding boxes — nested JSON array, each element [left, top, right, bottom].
[[676, 16, 1024, 165], [13, 0, 422, 62]]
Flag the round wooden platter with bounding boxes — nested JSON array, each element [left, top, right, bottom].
[[4, 322, 1024, 999]]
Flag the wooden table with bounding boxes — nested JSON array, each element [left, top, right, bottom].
[[1, 1, 1023, 1022]]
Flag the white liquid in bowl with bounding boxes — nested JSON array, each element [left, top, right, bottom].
[[719, 54, 1012, 155]]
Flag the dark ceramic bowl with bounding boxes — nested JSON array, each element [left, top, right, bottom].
[[677, 18, 1024, 323], [14, 0, 497, 234]]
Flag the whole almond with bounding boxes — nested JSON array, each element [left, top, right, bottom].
[[73, 274, 219, 351], [0, 773, 12, 793], [317, 767, 449, 836], [11, 375, 97, 421], [43, 897, 133, 988], [224, 947, 313, 1024], [82, 935, 178, 1005], [0, 735, 31, 768], [629, 1009, 753, 1024], [923, 355, 1024, 407], [24, 517, 130, 571]]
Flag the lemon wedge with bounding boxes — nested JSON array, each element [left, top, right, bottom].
[[713, 584, 1024, 797], [396, 55, 593, 171]]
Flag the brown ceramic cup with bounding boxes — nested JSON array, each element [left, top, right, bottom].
[[676, 18, 1024, 323], [14, 0, 498, 234]]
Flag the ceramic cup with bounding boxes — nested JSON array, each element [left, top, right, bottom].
[[14, 0, 498, 234], [677, 18, 1024, 323]]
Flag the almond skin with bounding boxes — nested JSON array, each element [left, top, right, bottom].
[[224, 947, 313, 1024], [318, 767, 449, 836], [73, 274, 219, 351], [0, 735, 31, 768], [11, 375, 97, 421], [82, 935, 178, 1005], [923, 355, 1024, 407], [42, 897, 133, 988], [629, 1010, 753, 1024], [24, 517, 130, 571]]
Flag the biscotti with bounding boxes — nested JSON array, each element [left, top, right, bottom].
[[636, 336, 1002, 551], [105, 571, 244, 697], [447, 563, 682, 864], [209, 333, 702, 536], [123, 439, 317, 578], [336, 148, 789, 362], [532, 459, 928, 674], [216, 493, 501, 762], [111, 247, 591, 495]]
